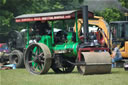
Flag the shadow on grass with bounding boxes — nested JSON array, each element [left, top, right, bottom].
[[111, 71, 120, 74], [111, 68, 124, 74], [46, 71, 114, 76], [45, 70, 79, 75], [19, 68, 123, 76]]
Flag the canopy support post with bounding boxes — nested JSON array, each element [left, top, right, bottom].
[[27, 23, 30, 46], [75, 12, 79, 42], [52, 21, 54, 44]]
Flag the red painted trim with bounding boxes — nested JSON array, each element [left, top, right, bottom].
[[78, 47, 109, 61], [16, 15, 72, 22], [15, 11, 94, 23]]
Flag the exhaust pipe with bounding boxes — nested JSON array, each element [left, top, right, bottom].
[[82, 6, 88, 42]]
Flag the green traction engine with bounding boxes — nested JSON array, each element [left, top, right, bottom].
[[15, 6, 112, 75]]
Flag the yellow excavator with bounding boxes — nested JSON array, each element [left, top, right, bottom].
[[74, 16, 128, 69]]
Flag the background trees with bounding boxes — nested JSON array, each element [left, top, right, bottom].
[[0, 0, 84, 33], [0, 0, 128, 42], [95, 8, 124, 23], [119, 0, 128, 8]]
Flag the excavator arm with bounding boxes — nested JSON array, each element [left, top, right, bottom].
[[74, 16, 112, 48]]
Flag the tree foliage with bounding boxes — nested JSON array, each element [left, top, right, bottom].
[[0, 0, 6, 5], [119, 0, 128, 8], [95, 8, 124, 23], [0, 0, 83, 33], [0, 0, 125, 34]]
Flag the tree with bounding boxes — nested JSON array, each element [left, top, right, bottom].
[[0, 0, 39, 32], [0, 0, 84, 33], [95, 8, 124, 23], [1, 0, 6, 4], [119, 0, 128, 8]]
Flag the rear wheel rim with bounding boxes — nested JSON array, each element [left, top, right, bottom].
[[27, 45, 45, 74], [25, 43, 51, 74]]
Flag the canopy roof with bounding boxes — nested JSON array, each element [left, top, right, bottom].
[[15, 10, 94, 22]]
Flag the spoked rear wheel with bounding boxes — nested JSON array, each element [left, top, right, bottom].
[[24, 43, 52, 75]]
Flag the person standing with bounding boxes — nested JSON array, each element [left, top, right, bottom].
[[112, 44, 122, 68]]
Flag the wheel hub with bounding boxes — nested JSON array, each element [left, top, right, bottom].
[[33, 56, 40, 63]]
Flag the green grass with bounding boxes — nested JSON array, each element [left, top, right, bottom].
[[0, 68, 128, 85]]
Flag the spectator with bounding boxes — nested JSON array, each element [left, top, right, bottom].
[[112, 44, 122, 68]]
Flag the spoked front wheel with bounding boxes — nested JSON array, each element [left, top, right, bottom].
[[24, 43, 52, 75]]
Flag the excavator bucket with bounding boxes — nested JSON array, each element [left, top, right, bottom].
[[77, 52, 112, 75]]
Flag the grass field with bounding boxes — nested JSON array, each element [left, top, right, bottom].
[[0, 68, 128, 85]]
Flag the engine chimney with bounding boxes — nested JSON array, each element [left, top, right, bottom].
[[82, 6, 89, 42]]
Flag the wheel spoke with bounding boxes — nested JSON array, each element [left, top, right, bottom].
[[32, 53, 36, 56], [39, 53, 44, 57], [28, 60, 33, 64], [40, 60, 44, 63], [37, 47, 40, 55], [33, 63, 38, 69], [32, 63, 36, 69], [32, 53, 36, 58], [39, 48, 41, 53], [38, 64, 42, 70], [34, 63, 36, 68], [35, 48, 38, 56]]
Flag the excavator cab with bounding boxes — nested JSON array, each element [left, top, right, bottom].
[[110, 21, 128, 43]]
